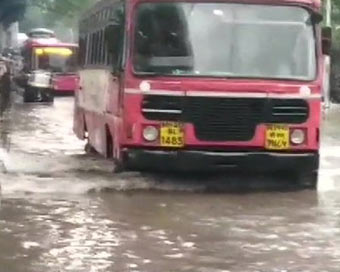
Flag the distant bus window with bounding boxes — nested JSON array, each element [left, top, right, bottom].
[[36, 47, 77, 73]]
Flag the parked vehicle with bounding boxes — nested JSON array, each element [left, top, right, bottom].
[[0, 55, 13, 114], [27, 28, 56, 39], [74, 0, 328, 189], [51, 69, 78, 96], [25, 70, 53, 102], [18, 31, 78, 102]]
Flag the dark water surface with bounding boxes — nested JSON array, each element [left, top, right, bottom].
[[0, 96, 340, 272]]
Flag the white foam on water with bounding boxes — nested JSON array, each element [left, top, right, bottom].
[[318, 170, 340, 192], [0, 148, 9, 171], [1, 174, 100, 195], [0, 169, 206, 197], [22, 241, 41, 249]]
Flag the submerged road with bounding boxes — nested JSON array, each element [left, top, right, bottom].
[[0, 95, 340, 272]]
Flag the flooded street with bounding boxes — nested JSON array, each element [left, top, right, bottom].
[[1, 95, 340, 272]]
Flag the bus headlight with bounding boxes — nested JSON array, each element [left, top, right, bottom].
[[291, 129, 305, 145], [143, 126, 159, 142]]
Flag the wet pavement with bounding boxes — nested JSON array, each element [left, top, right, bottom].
[[0, 94, 340, 271]]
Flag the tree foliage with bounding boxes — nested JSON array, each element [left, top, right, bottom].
[[332, 0, 340, 49], [19, 0, 98, 40], [28, 0, 98, 27], [0, 0, 27, 26], [333, 0, 340, 23], [335, 0, 340, 9]]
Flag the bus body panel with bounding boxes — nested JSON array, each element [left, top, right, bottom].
[[52, 74, 78, 93], [75, 68, 122, 157], [121, 80, 321, 151], [75, 0, 323, 177]]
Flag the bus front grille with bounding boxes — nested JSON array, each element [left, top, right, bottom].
[[142, 95, 183, 121], [142, 95, 310, 142], [269, 99, 309, 124], [183, 98, 264, 141]]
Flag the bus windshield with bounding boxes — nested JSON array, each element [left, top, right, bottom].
[[133, 3, 316, 81], [35, 47, 77, 73]]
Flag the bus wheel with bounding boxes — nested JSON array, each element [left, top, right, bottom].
[[85, 143, 97, 154], [23, 87, 35, 103], [296, 171, 318, 190], [113, 159, 126, 173], [113, 150, 129, 173], [42, 92, 54, 103], [106, 128, 113, 159]]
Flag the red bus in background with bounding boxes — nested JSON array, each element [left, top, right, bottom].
[[19, 32, 78, 102], [48, 44, 79, 96], [74, 0, 328, 189], [52, 67, 79, 96]]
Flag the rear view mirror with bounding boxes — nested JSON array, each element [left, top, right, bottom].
[[322, 26, 332, 55]]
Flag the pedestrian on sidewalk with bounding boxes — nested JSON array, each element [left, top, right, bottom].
[[0, 56, 7, 78], [0, 56, 11, 117]]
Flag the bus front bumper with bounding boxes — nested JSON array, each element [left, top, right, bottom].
[[123, 149, 319, 172]]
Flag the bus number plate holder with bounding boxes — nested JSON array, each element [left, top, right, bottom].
[[266, 125, 290, 150], [160, 122, 184, 148]]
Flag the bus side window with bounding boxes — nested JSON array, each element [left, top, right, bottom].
[[104, 4, 124, 73], [79, 36, 86, 67]]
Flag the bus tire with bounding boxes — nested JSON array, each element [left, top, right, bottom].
[[106, 127, 113, 159], [296, 171, 318, 190], [85, 143, 97, 154], [43, 94, 54, 103], [113, 159, 126, 173], [41, 91, 54, 103], [23, 87, 35, 103], [113, 151, 129, 173]]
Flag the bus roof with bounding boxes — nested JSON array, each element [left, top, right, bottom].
[[28, 28, 56, 38], [24, 38, 78, 49], [82, 0, 321, 17], [79, 0, 321, 33]]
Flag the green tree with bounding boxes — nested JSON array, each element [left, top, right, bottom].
[[0, 0, 27, 26], [333, 0, 340, 23], [19, 5, 46, 33], [332, 1, 340, 50], [19, 0, 98, 41], [28, 0, 98, 27]]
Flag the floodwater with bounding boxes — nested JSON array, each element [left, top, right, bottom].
[[0, 95, 340, 272]]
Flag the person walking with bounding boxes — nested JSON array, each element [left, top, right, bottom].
[[0, 56, 7, 78], [0, 56, 11, 117]]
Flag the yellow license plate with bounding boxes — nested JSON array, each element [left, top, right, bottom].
[[160, 122, 184, 147], [266, 125, 290, 150]]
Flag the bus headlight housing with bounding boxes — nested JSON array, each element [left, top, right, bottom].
[[143, 126, 159, 142], [291, 129, 305, 145]]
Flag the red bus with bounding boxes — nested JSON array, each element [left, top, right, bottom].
[[74, 0, 328, 188], [21, 33, 78, 102]]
